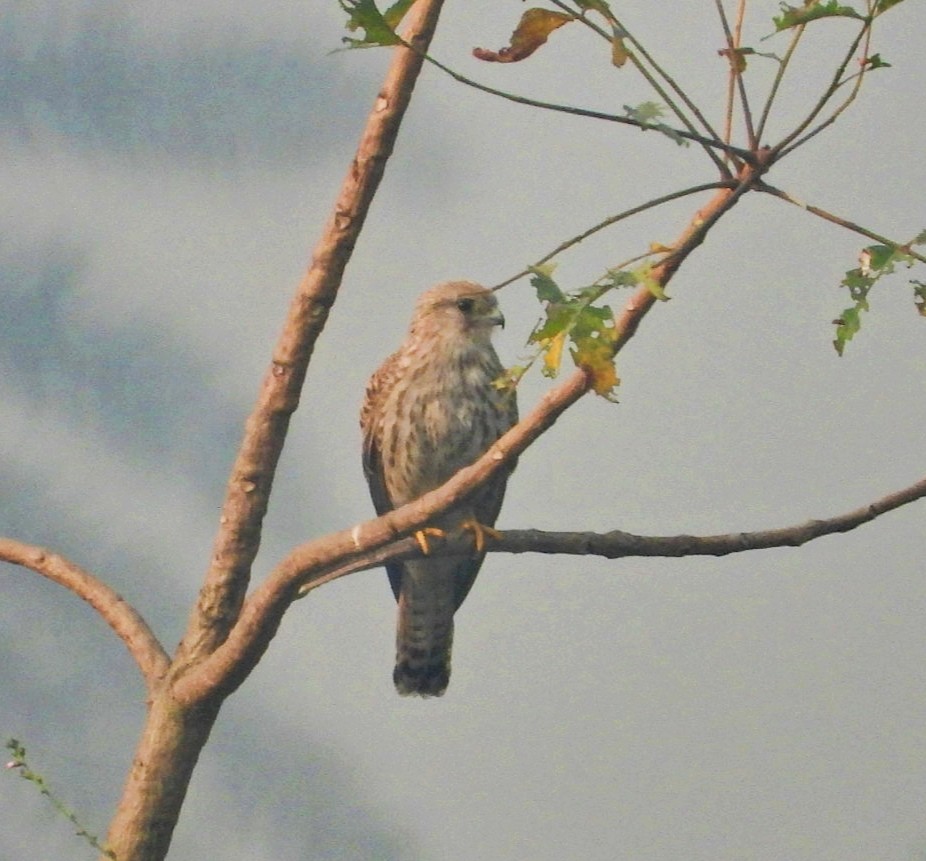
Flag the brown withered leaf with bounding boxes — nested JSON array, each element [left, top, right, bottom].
[[473, 8, 574, 63]]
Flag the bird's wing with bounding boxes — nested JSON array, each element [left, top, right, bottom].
[[360, 352, 406, 601]]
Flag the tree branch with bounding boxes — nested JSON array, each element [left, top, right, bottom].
[[419, 51, 754, 163], [758, 182, 926, 265], [0, 539, 169, 694], [172, 0, 447, 669], [495, 473, 926, 557], [493, 180, 734, 290], [295, 471, 926, 583]]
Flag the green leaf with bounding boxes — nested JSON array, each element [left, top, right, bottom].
[[574, 0, 615, 18], [773, 1, 864, 31], [874, 0, 905, 14], [339, 0, 403, 48], [864, 53, 891, 70], [570, 307, 619, 399], [624, 101, 664, 124], [831, 237, 923, 354], [912, 281, 926, 317], [526, 273, 621, 399], [600, 268, 641, 289], [635, 262, 669, 301], [383, 0, 417, 28], [529, 264, 565, 303], [833, 305, 861, 356], [623, 103, 689, 147]]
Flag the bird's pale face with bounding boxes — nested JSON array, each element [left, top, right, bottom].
[[412, 281, 505, 344]]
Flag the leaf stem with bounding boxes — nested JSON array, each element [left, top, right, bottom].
[[754, 23, 804, 142], [715, 0, 757, 152], [771, 16, 871, 156], [758, 183, 926, 265], [494, 181, 734, 289], [421, 50, 751, 161]]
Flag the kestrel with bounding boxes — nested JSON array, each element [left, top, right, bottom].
[[361, 281, 518, 696]]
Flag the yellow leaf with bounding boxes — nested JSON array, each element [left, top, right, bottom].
[[473, 9, 574, 63], [611, 32, 628, 67], [542, 331, 567, 377], [589, 359, 620, 399]]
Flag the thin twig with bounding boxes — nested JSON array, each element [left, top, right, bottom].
[[552, 0, 730, 173], [0, 539, 169, 692], [758, 183, 926, 264], [755, 24, 804, 142], [771, 17, 870, 156], [776, 17, 873, 159], [420, 52, 753, 162], [715, 0, 756, 151], [493, 181, 734, 290]]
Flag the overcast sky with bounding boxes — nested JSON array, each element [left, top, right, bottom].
[[3, 2, 926, 860]]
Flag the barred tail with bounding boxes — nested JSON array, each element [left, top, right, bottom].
[[393, 560, 456, 697]]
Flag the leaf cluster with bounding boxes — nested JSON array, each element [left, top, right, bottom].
[[832, 231, 926, 355], [521, 263, 667, 400]]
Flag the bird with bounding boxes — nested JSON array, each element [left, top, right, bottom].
[[360, 281, 518, 696]]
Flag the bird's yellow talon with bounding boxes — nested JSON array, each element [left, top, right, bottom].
[[460, 519, 501, 553], [414, 527, 447, 555]]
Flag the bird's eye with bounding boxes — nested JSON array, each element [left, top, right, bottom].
[[456, 298, 475, 313]]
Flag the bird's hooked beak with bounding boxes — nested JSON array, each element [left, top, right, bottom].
[[490, 309, 506, 330]]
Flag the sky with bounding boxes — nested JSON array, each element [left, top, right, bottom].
[[2, 2, 926, 860]]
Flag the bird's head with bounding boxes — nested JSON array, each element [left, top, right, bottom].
[[411, 281, 505, 344]]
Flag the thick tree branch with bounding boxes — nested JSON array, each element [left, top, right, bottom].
[[0, 539, 169, 694], [173, 0, 447, 669], [296, 469, 926, 577]]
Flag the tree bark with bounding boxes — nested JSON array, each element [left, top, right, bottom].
[[101, 691, 221, 861]]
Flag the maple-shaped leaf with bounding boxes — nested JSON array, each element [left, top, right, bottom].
[[773, 1, 864, 32], [529, 264, 566, 303], [623, 102, 689, 147], [572, 336, 620, 400], [339, 0, 410, 48], [526, 269, 621, 398], [875, 0, 905, 14], [473, 9, 574, 63], [569, 305, 619, 399], [832, 236, 923, 354]]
